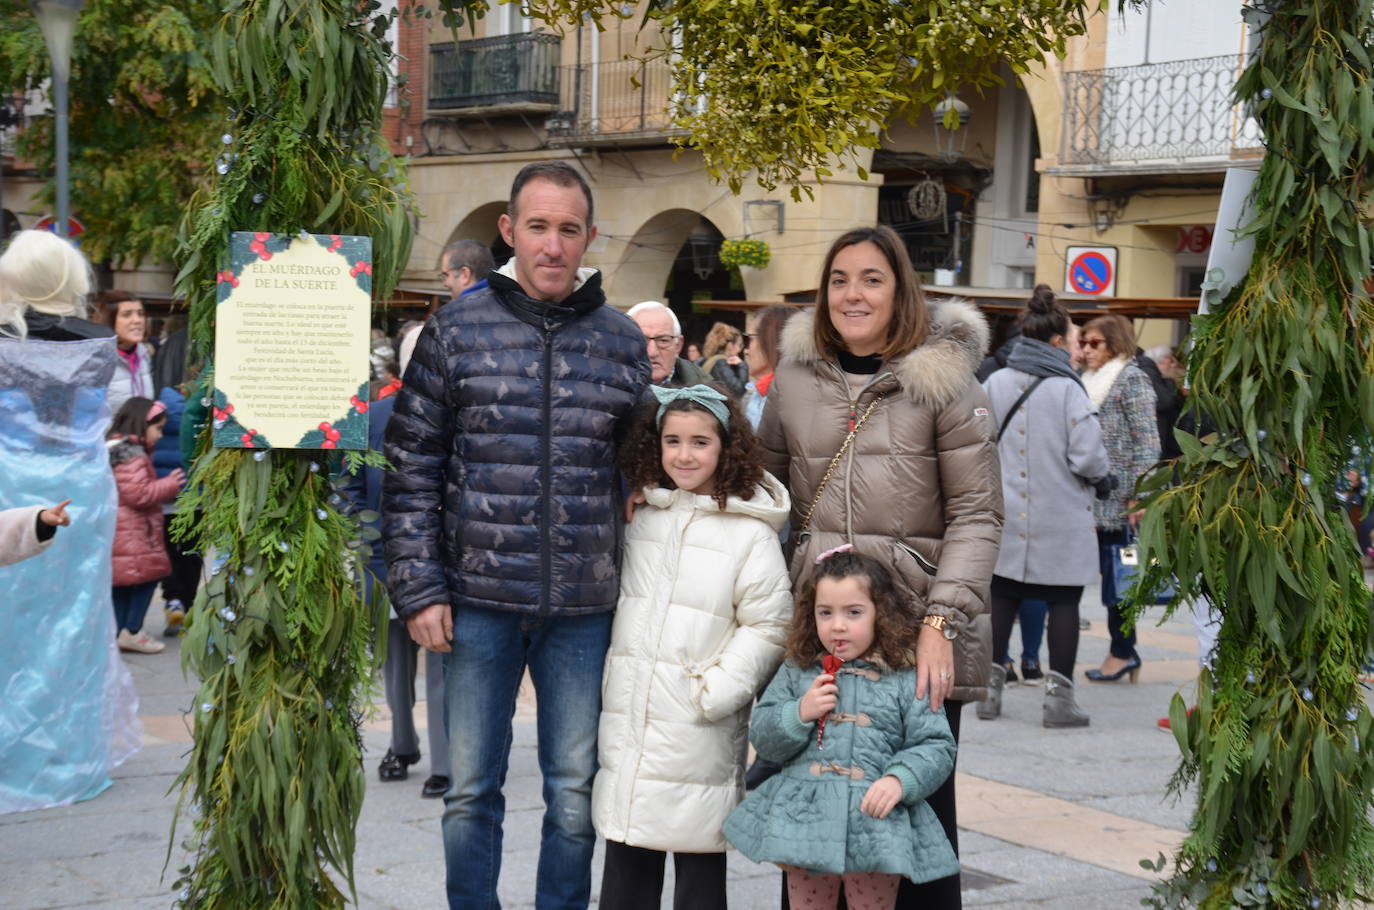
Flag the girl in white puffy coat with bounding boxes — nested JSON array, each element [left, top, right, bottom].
[[593, 384, 793, 910]]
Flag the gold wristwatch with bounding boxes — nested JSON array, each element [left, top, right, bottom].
[[922, 614, 958, 640]]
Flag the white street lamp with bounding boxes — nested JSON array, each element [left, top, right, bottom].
[[31, 0, 83, 239]]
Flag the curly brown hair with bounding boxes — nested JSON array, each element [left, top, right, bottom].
[[618, 388, 765, 510], [784, 550, 920, 669]]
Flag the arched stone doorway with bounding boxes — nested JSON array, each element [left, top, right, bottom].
[[616, 208, 744, 348], [447, 200, 511, 267]]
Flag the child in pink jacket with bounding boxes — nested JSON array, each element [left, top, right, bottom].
[[107, 397, 183, 654]]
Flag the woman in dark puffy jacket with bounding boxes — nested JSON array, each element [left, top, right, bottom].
[[700, 321, 750, 397], [107, 397, 183, 654]]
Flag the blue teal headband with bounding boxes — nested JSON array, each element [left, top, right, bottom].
[[651, 384, 730, 431]]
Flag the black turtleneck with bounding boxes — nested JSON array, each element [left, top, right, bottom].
[[487, 270, 604, 330], [836, 349, 883, 374]]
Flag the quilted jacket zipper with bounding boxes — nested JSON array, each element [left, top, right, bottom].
[[540, 318, 555, 614]]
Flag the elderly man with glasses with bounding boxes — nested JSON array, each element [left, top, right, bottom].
[[625, 300, 711, 387]]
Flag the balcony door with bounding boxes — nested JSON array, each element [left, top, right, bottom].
[[490, 5, 533, 36]]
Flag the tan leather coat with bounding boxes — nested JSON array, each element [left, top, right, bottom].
[[758, 300, 1004, 702]]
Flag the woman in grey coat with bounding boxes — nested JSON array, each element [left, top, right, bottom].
[[979, 287, 1110, 727]]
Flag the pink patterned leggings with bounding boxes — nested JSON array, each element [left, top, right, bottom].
[[784, 866, 900, 910]]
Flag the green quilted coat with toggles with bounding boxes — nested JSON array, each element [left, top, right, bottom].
[[723, 659, 959, 882]]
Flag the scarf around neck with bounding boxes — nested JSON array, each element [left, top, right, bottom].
[[117, 344, 145, 397], [1081, 355, 1129, 408], [1005, 337, 1082, 386]]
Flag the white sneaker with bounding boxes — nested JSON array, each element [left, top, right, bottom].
[[117, 629, 166, 654]]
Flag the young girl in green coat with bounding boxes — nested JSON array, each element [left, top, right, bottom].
[[724, 548, 958, 910]]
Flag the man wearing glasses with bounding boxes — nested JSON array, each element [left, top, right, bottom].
[[437, 238, 495, 304], [625, 300, 711, 387]]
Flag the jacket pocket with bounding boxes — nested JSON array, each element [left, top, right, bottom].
[[893, 539, 938, 576], [888, 539, 936, 610]]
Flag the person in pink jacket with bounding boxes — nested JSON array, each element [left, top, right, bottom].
[[0, 500, 71, 567], [107, 397, 183, 654]]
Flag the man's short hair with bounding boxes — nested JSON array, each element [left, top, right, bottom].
[[442, 239, 495, 282], [508, 161, 594, 227], [626, 300, 681, 336]]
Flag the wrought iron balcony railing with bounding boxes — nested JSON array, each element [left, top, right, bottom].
[[546, 60, 688, 144], [429, 32, 561, 112], [1061, 54, 1263, 168]]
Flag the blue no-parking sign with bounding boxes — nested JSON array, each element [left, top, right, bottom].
[[1065, 246, 1117, 296]]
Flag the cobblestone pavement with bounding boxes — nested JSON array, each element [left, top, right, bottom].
[[8, 578, 1367, 908]]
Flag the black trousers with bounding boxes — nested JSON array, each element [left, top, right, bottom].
[[990, 575, 1084, 680], [781, 700, 965, 910], [159, 517, 203, 607], [600, 839, 727, 910]]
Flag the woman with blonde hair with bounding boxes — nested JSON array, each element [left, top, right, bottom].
[[760, 224, 1002, 909], [0, 230, 141, 814], [700, 321, 750, 397], [0, 229, 105, 341], [1078, 314, 1159, 683]]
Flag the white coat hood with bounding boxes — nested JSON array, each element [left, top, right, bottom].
[[642, 470, 791, 532]]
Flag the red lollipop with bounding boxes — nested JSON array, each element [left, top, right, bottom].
[[816, 654, 844, 750]]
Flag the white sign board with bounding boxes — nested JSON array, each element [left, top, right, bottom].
[[1200, 168, 1259, 314]]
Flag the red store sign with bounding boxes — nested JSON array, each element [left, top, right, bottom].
[[1176, 225, 1213, 254]]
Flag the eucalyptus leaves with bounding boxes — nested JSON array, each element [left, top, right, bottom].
[[169, 1, 412, 907], [1126, 1, 1374, 906]]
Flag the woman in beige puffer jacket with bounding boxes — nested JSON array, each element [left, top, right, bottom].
[[758, 225, 1002, 910]]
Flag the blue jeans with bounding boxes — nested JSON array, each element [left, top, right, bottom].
[[112, 581, 158, 634], [442, 606, 612, 910], [1097, 528, 1137, 659], [991, 600, 1049, 666]]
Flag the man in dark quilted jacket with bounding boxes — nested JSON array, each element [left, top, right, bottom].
[[382, 161, 650, 910]]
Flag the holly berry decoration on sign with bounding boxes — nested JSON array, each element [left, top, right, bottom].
[[215, 269, 241, 288], [816, 653, 844, 751], [316, 422, 342, 449], [291, 382, 371, 450], [249, 232, 275, 261]]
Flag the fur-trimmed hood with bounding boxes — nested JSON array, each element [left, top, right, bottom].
[[778, 298, 991, 410]]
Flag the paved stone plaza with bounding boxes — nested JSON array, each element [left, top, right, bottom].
[[0, 584, 1312, 909]]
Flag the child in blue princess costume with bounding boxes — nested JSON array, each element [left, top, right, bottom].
[[724, 547, 958, 910]]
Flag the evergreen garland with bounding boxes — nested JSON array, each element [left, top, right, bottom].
[[168, 1, 412, 906], [1130, 2, 1374, 907]]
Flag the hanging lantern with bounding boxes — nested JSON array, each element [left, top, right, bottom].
[[686, 227, 719, 280], [932, 94, 971, 161]]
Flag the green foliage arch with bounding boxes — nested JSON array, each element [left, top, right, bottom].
[[169, 1, 412, 906], [1128, 2, 1374, 906]]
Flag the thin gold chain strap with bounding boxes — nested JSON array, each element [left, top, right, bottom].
[[795, 393, 886, 534]]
